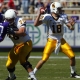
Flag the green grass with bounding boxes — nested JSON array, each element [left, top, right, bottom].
[[0, 52, 80, 80], [1, 51, 80, 56]]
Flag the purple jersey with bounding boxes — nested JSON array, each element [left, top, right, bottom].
[[0, 22, 9, 42]]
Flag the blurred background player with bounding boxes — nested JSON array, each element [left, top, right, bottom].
[[29, 1, 80, 79], [3, 9, 37, 80]]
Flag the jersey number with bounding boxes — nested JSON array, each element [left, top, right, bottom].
[[52, 25, 61, 33], [19, 19, 25, 24]]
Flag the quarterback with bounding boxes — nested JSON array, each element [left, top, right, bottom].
[[32, 2, 80, 78], [3, 9, 37, 80]]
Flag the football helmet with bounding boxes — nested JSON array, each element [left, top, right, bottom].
[[4, 9, 17, 25], [50, 2, 62, 14], [4, 9, 16, 19]]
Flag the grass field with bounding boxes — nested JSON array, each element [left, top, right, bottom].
[[0, 52, 80, 80]]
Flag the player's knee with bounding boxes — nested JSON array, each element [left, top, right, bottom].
[[42, 57, 49, 62], [6, 62, 10, 68], [21, 61, 32, 69], [67, 50, 75, 59], [6, 62, 14, 69], [70, 54, 75, 59], [7, 67, 15, 72], [6, 63, 15, 72]]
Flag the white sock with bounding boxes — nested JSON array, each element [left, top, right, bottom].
[[9, 72, 14, 78], [70, 66, 75, 74], [29, 71, 36, 79], [33, 67, 38, 74]]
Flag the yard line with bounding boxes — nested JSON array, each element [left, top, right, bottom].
[[0, 56, 80, 59]]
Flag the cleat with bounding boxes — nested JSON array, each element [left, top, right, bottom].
[[31, 78, 34, 80], [31, 78, 37, 80], [71, 72, 80, 78], [30, 76, 37, 80], [6, 74, 16, 80], [28, 75, 31, 79]]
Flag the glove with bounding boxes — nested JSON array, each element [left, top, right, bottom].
[[7, 26, 15, 35], [7, 23, 19, 35]]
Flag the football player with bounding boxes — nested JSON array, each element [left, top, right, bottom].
[[32, 1, 80, 78], [0, 12, 8, 42], [3, 9, 37, 80]]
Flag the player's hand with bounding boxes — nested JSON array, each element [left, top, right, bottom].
[[70, 27, 74, 30], [39, 7, 45, 14], [69, 18, 75, 26], [7, 26, 15, 35]]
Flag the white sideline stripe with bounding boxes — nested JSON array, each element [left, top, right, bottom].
[[0, 56, 80, 59]]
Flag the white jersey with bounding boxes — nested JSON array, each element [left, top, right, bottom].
[[9, 17, 30, 45], [60, 13, 69, 23], [41, 13, 68, 41]]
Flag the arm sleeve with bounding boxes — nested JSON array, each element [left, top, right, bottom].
[[17, 18, 26, 28], [63, 14, 69, 24]]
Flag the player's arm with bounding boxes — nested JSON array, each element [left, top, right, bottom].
[[14, 19, 27, 36], [34, 7, 45, 27], [7, 19, 26, 36], [14, 26, 26, 36], [66, 18, 75, 30], [34, 14, 42, 27], [7, 26, 26, 37], [63, 15, 75, 30]]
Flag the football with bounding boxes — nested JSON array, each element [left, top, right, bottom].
[[40, 8, 45, 14]]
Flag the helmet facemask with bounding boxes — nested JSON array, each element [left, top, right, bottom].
[[5, 18, 15, 26], [57, 7, 63, 14]]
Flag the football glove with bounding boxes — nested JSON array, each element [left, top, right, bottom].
[[7, 23, 18, 35], [7, 26, 15, 35]]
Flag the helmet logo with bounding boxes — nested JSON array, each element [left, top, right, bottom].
[[52, 3, 55, 8]]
